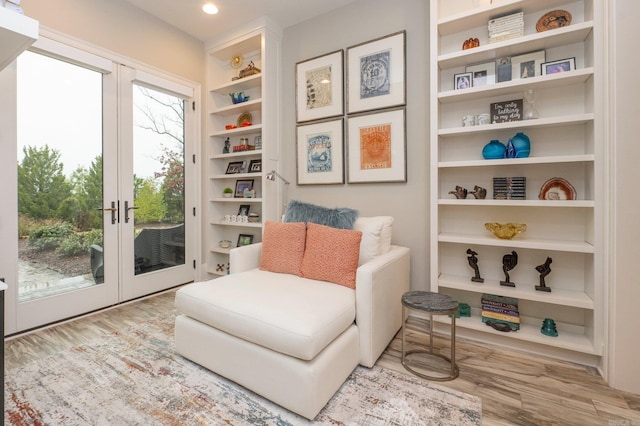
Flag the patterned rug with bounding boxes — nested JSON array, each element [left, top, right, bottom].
[[5, 318, 482, 425]]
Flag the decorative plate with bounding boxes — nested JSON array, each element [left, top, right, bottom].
[[538, 177, 576, 200], [536, 10, 572, 32], [237, 112, 252, 127]]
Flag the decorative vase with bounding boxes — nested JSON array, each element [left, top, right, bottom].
[[223, 193, 232, 198], [482, 140, 506, 159], [540, 318, 558, 337], [510, 132, 530, 158]]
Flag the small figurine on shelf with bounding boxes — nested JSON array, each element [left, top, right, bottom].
[[535, 257, 553, 292], [462, 38, 480, 50], [470, 185, 487, 199], [223, 137, 230, 154], [449, 185, 468, 199], [500, 250, 518, 287], [466, 248, 484, 283]]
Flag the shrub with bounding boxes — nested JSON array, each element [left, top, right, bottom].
[[56, 228, 104, 257], [28, 222, 73, 252]]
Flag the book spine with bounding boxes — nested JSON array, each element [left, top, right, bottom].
[[481, 304, 519, 317], [488, 12, 524, 25], [481, 293, 519, 306], [481, 298, 519, 311], [482, 310, 521, 323], [488, 20, 524, 31]]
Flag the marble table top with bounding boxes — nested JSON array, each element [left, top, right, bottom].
[[402, 291, 458, 313]]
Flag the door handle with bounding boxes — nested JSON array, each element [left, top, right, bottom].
[[97, 201, 118, 224], [124, 200, 139, 224]]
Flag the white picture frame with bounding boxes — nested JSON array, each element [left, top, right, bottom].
[[466, 61, 496, 86], [296, 50, 344, 123], [296, 118, 344, 185], [511, 50, 546, 79]]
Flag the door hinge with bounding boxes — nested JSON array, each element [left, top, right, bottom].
[[193, 260, 196, 269], [192, 101, 196, 111], [193, 207, 196, 216]]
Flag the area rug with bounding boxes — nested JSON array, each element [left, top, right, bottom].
[[5, 319, 481, 425]]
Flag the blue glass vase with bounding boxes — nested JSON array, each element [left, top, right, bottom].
[[482, 140, 506, 159], [510, 132, 530, 158]]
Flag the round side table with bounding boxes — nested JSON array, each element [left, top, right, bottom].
[[401, 291, 459, 381]]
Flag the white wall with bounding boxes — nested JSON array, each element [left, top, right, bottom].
[[608, 0, 640, 395], [281, 0, 429, 289]]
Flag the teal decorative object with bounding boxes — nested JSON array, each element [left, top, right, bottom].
[[510, 132, 530, 158], [540, 318, 558, 337], [482, 140, 506, 159]]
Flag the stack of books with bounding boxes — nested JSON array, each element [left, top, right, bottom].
[[481, 293, 520, 331], [488, 12, 524, 43]]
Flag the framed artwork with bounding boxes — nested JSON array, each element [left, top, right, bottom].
[[296, 118, 344, 185], [541, 57, 576, 75], [237, 204, 250, 216], [511, 50, 546, 79], [466, 61, 496, 86], [347, 107, 406, 183], [237, 234, 254, 247], [234, 179, 254, 197], [296, 50, 344, 123], [454, 72, 473, 90], [249, 159, 262, 173], [225, 161, 244, 174], [347, 31, 406, 114]]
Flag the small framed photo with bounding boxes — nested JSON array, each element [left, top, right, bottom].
[[347, 107, 406, 183], [234, 179, 254, 197], [454, 72, 473, 90], [249, 159, 262, 173], [237, 204, 250, 216], [296, 50, 344, 123], [347, 31, 406, 114], [225, 161, 244, 174], [296, 118, 344, 185], [237, 234, 254, 247], [511, 50, 546, 79], [541, 57, 576, 75], [466, 61, 496, 86]]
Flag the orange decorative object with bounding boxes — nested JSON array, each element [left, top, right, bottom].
[[462, 37, 480, 50]]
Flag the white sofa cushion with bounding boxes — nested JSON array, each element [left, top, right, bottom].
[[353, 216, 394, 265], [175, 269, 356, 361]]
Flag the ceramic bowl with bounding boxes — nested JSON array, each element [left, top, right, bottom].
[[484, 222, 527, 240], [219, 240, 232, 248]]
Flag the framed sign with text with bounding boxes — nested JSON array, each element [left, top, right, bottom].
[[490, 99, 523, 123]]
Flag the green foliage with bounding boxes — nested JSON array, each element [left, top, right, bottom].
[[18, 145, 72, 220], [28, 221, 73, 252], [18, 215, 40, 239], [64, 156, 103, 230], [135, 179, 167, 223], [55, 228, 104, 257], [223, 187, 233, 194]]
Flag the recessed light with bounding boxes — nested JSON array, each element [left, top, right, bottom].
[[202, 3, 218, 14]]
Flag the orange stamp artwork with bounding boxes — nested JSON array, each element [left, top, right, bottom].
[[360, 124, 391, 169]]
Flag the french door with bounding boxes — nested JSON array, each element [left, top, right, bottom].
[[0, 37, 197, 334]]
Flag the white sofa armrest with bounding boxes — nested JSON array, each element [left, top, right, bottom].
[[355, 245, 410, 367], [229, 243, 262, 273]]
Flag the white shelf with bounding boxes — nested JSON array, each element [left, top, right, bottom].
[[438, 21, 594, 69], [433, 314, 598, 355], [211, 172, 262, 180], [211, 98, 262, 117], [439, 154, 594, 168], [0, 8, 38, 71], [439, 113, 594, 137], [211, 150, 262, 160], [211, 124, 263, 137], [438, 199, 594, 208], [439, 232, 594, 253], [438, 273, 594, 309], [438, 68, 594, 104], [211, 220, 263, 228], [211, 74, 262, 94], [210, 247, 231, 255], [211, 197, 263, 203]]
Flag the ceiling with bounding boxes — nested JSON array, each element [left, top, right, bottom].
[[122, 0, 358, 42]]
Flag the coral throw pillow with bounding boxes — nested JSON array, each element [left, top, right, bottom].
[[300, 222, 362, 289], [259, 221, 307, 275]]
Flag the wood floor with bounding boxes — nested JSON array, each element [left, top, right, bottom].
[[5, 289, 640, 425]]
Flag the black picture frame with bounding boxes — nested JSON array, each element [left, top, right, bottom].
[[237, 234, 254, 247], [541, 57, 576, 75], [249, 159, 262, 173], [238, 204, 250, 216], [226, 161, 245, 174], [234, 179, 254, 197]]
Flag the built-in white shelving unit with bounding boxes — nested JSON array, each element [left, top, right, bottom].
[[0, 7, 38, 71], [430, 0, 604, 364], [205, 25, 281, 276]]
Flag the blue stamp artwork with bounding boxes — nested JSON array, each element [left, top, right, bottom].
[[360, 50, 391, 99], [306, 133, 333, 173]]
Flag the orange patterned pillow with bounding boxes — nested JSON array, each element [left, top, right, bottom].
[[300, 222, 362, 289], [259, 221, 307, 275]]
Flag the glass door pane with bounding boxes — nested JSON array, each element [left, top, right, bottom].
[[17, 51, 104, 301], [131, 85, 185, 275]]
